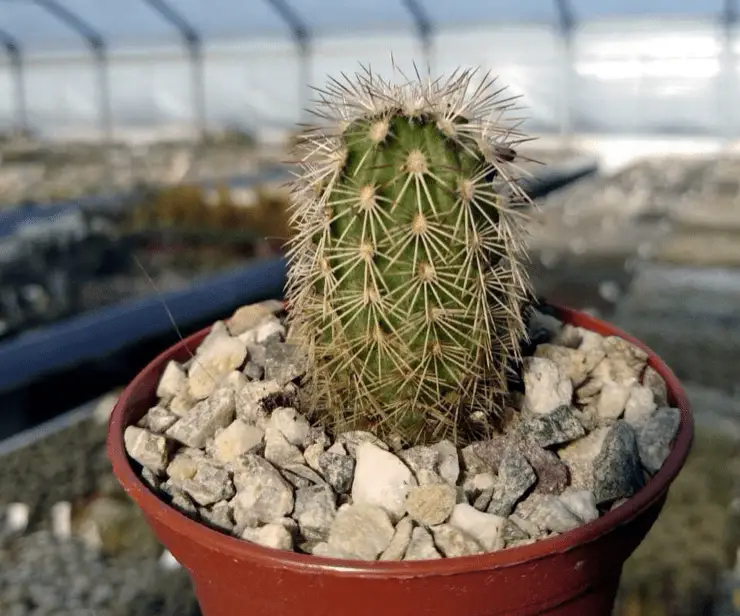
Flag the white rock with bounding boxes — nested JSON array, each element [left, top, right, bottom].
[[326, 503, 395, 560], [241, 523, 293, 551], [269, 407, 310, 446], [264, 427, 305, 467], [595, 379, 634, 420], [559, 490, 599, 524], [304, 442, 325, 472], [227, 301, 283, 336], [534, 344, 590, 387], [294, 485, 337, 539], [352, 442, 417, 522], [404, 526, 442, 560], [138, 405, 179, 433], [5, 503, 30, 534], [624, 385, 657, 427], [168, 392, 197, 417], [156, 361, 187, 400], [380, 517, 414, 561], [236, 379, 282, 423], [50, 502, 72, 540], [431, 440, 460, 485], [448, 503, 506, 551], [254, 318, 286, 344], [212, 420, 264, 464], [124, 426, 170, 473], [189, 336, 248, 400], [158, 550, 182, 570], [430, 524, 482, 557], [219, 370, 249, 393], [523, 357, 573, 415], [232, 455, 294, 523], [326, 442, 347, 455]]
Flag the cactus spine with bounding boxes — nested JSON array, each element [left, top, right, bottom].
[[286, 67, 534, 447]]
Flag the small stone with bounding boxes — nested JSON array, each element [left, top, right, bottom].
[[170, 488, 198, 517], [634, 407, 681, 474], [263, 341, 306, 385], [304, 442, 325, 472], [138, 405, 179, 433], [319, 452, 356, 494], [473, 488, 494, 511], [232, 455, 294, 523], [594, 380, 634, 421], [326, 503, 395, 560], [624, 385, 658, 427], [559, 489, 599, 524], [642, 365, 669, 407], [558, 427, 611, 491], [534, 344, 590, 386], [448, 503, 506, 551], [4, 502, 30, 535], [523, 357, 573, 415], [156, 361, 188, 400], [602, 336, 648, 383], [264, 427, 305, 467], [198, 320, 231, 351], [462, 472, 496, 501], [488, 446, 537, 517], [255, 317, 287, 343], [311, 542, 357, 559], [352, 442, 417, 521], [199, 500, 234, 532], [502, 518, 531, 545], [461, 435, 508, 474], [246, 343, 267, 365], [243, 361, 265, 381], [514, 493, 582, 534], [282, 464, 326, 487], [399, 446, 443, 486], [236, 379, 282, 423], [166, 389, 235, 448], [404, 526, 442, 560], [124, 426, 170, 473], [304, 426, 330, 449], [172, 459, 235, 506], [518, 405, 585, 448], [219, 370, 249, 393], [166, 450, 200, 482], [508, 512, 542, 539], [140, 467, 161, 490], [227, 300, 283, 336], [431, 524, 482, 557], [337, 431, 389, 457], [380, 516, 414, 560], [189, 336, 248, 399], [241, 523, 293, 551], [593, 421, 644, 504], [169, 391, 197, 417], [327, 441, 348, 455], [211, 419, 264, 463], [405, 484, 457, 526], [294, 485, 337, 540], [431, 440, 460, 485], [518, 440, 569, 495], [269, 407, 310, 446]]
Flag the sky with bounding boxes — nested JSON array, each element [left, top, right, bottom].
[[0, 0, 729, 54]]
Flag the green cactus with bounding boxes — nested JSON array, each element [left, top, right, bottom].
[[286, 67, 534, 447]]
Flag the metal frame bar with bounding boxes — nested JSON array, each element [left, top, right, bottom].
[[401, 0, 434, 71], [263, 0, 311, 121], [0, 27, 27, 135], [31, 0, 113, 185], [553, 0, 576, 138], [721, 0, 738, 137], [141, 0, 206, 139]]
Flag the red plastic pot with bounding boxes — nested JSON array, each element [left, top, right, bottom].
[[107, 305, 693, 616]]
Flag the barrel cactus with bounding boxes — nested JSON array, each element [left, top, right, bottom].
[[285, 67, 534, 447]]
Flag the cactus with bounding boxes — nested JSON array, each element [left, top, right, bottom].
[[286, 67, 534, 446]]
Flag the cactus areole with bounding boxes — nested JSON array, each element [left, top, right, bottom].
[[286, 68, 535, 447]]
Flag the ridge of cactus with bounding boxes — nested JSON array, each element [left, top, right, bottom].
[[284, 65, 536, 447]]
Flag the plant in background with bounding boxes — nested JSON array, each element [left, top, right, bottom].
[[285, 67, 535, 447]]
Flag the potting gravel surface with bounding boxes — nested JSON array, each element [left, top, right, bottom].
[[123, 300, 682, 560]]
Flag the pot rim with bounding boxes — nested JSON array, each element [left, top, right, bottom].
[[107, 304, 693, 577]]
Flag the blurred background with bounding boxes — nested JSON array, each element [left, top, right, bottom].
[[1, 1, 739, 615]]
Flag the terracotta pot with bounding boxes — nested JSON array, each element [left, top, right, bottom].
[[107, 305, 693, 616]]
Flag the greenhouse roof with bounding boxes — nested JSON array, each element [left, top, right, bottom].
[[0, 0, 733, 55]]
